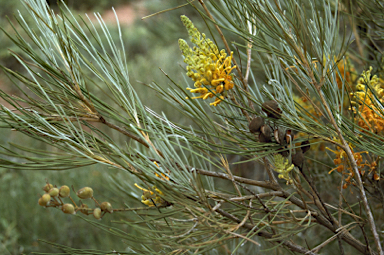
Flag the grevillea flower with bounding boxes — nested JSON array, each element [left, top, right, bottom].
[[179, 15, 236, 106], [326, 139, 370, 189], [350, 67, 384, 133], [134, 183, 169, 207], [335, 57, 356, 89]]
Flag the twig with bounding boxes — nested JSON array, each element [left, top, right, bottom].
[[264, 157, 279, 184], [215, 208, 317, 255], [194, 168, 280, 190]]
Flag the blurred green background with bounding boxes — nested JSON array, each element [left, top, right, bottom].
[[0, 0, 202, 253]]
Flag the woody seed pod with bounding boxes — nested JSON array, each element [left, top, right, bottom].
[[260, 125, 272, 138], [100, 202, 113, 213], [301, 141, 311, 154], [259, 132, 272, 143], [274, 128, 287, 146], [43, 183, 53, 193], [93, 208, 102, 220], [76, 187, 93, 199], [249, 117, 264, 133], [62, 203, 75, 214], [48, 187, 59, 197], [292, 150, 305, 171], [59, 185, 70, 198], [262, 100, 282, 119], [38, 193, 51, 206]]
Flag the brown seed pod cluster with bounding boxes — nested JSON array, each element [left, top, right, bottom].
[[37, 181, 114, 220], [249, 100, 311, 170], [249, 101, 293, 147]]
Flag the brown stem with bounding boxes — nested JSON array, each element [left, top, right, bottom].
[[194, 168, 280, 190]]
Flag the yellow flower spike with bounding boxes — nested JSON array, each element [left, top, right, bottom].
[[179, 15, 235, 106]]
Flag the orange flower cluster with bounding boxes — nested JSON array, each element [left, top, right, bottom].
[[351, 67, 384, 133], [327, 142, 377, 188], [335, 57, 356, 88]]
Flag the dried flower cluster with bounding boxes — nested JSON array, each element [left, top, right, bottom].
[[38, 181, 113, 219], [179, 15, 236, 106]]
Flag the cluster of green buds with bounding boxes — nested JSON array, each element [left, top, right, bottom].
[[273, 154, 295, 184], [38, 181, 113, 220]]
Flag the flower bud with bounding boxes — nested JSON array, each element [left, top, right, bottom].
[[48, 187, 59, 197], [43, 183, 53, 193], [79, 204, 89, 215], [59, 185, 70, 198], [76, 187, 93, 199], [93, 208, 102, 220], [62, 204, 75, 214], [38, 194, 51, 206], [100, 202, 113, 213]]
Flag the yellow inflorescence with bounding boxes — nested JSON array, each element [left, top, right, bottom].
[[134, 183, 168, 207], [179, 15, 236, 106], [351, 67, 384, 133]]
